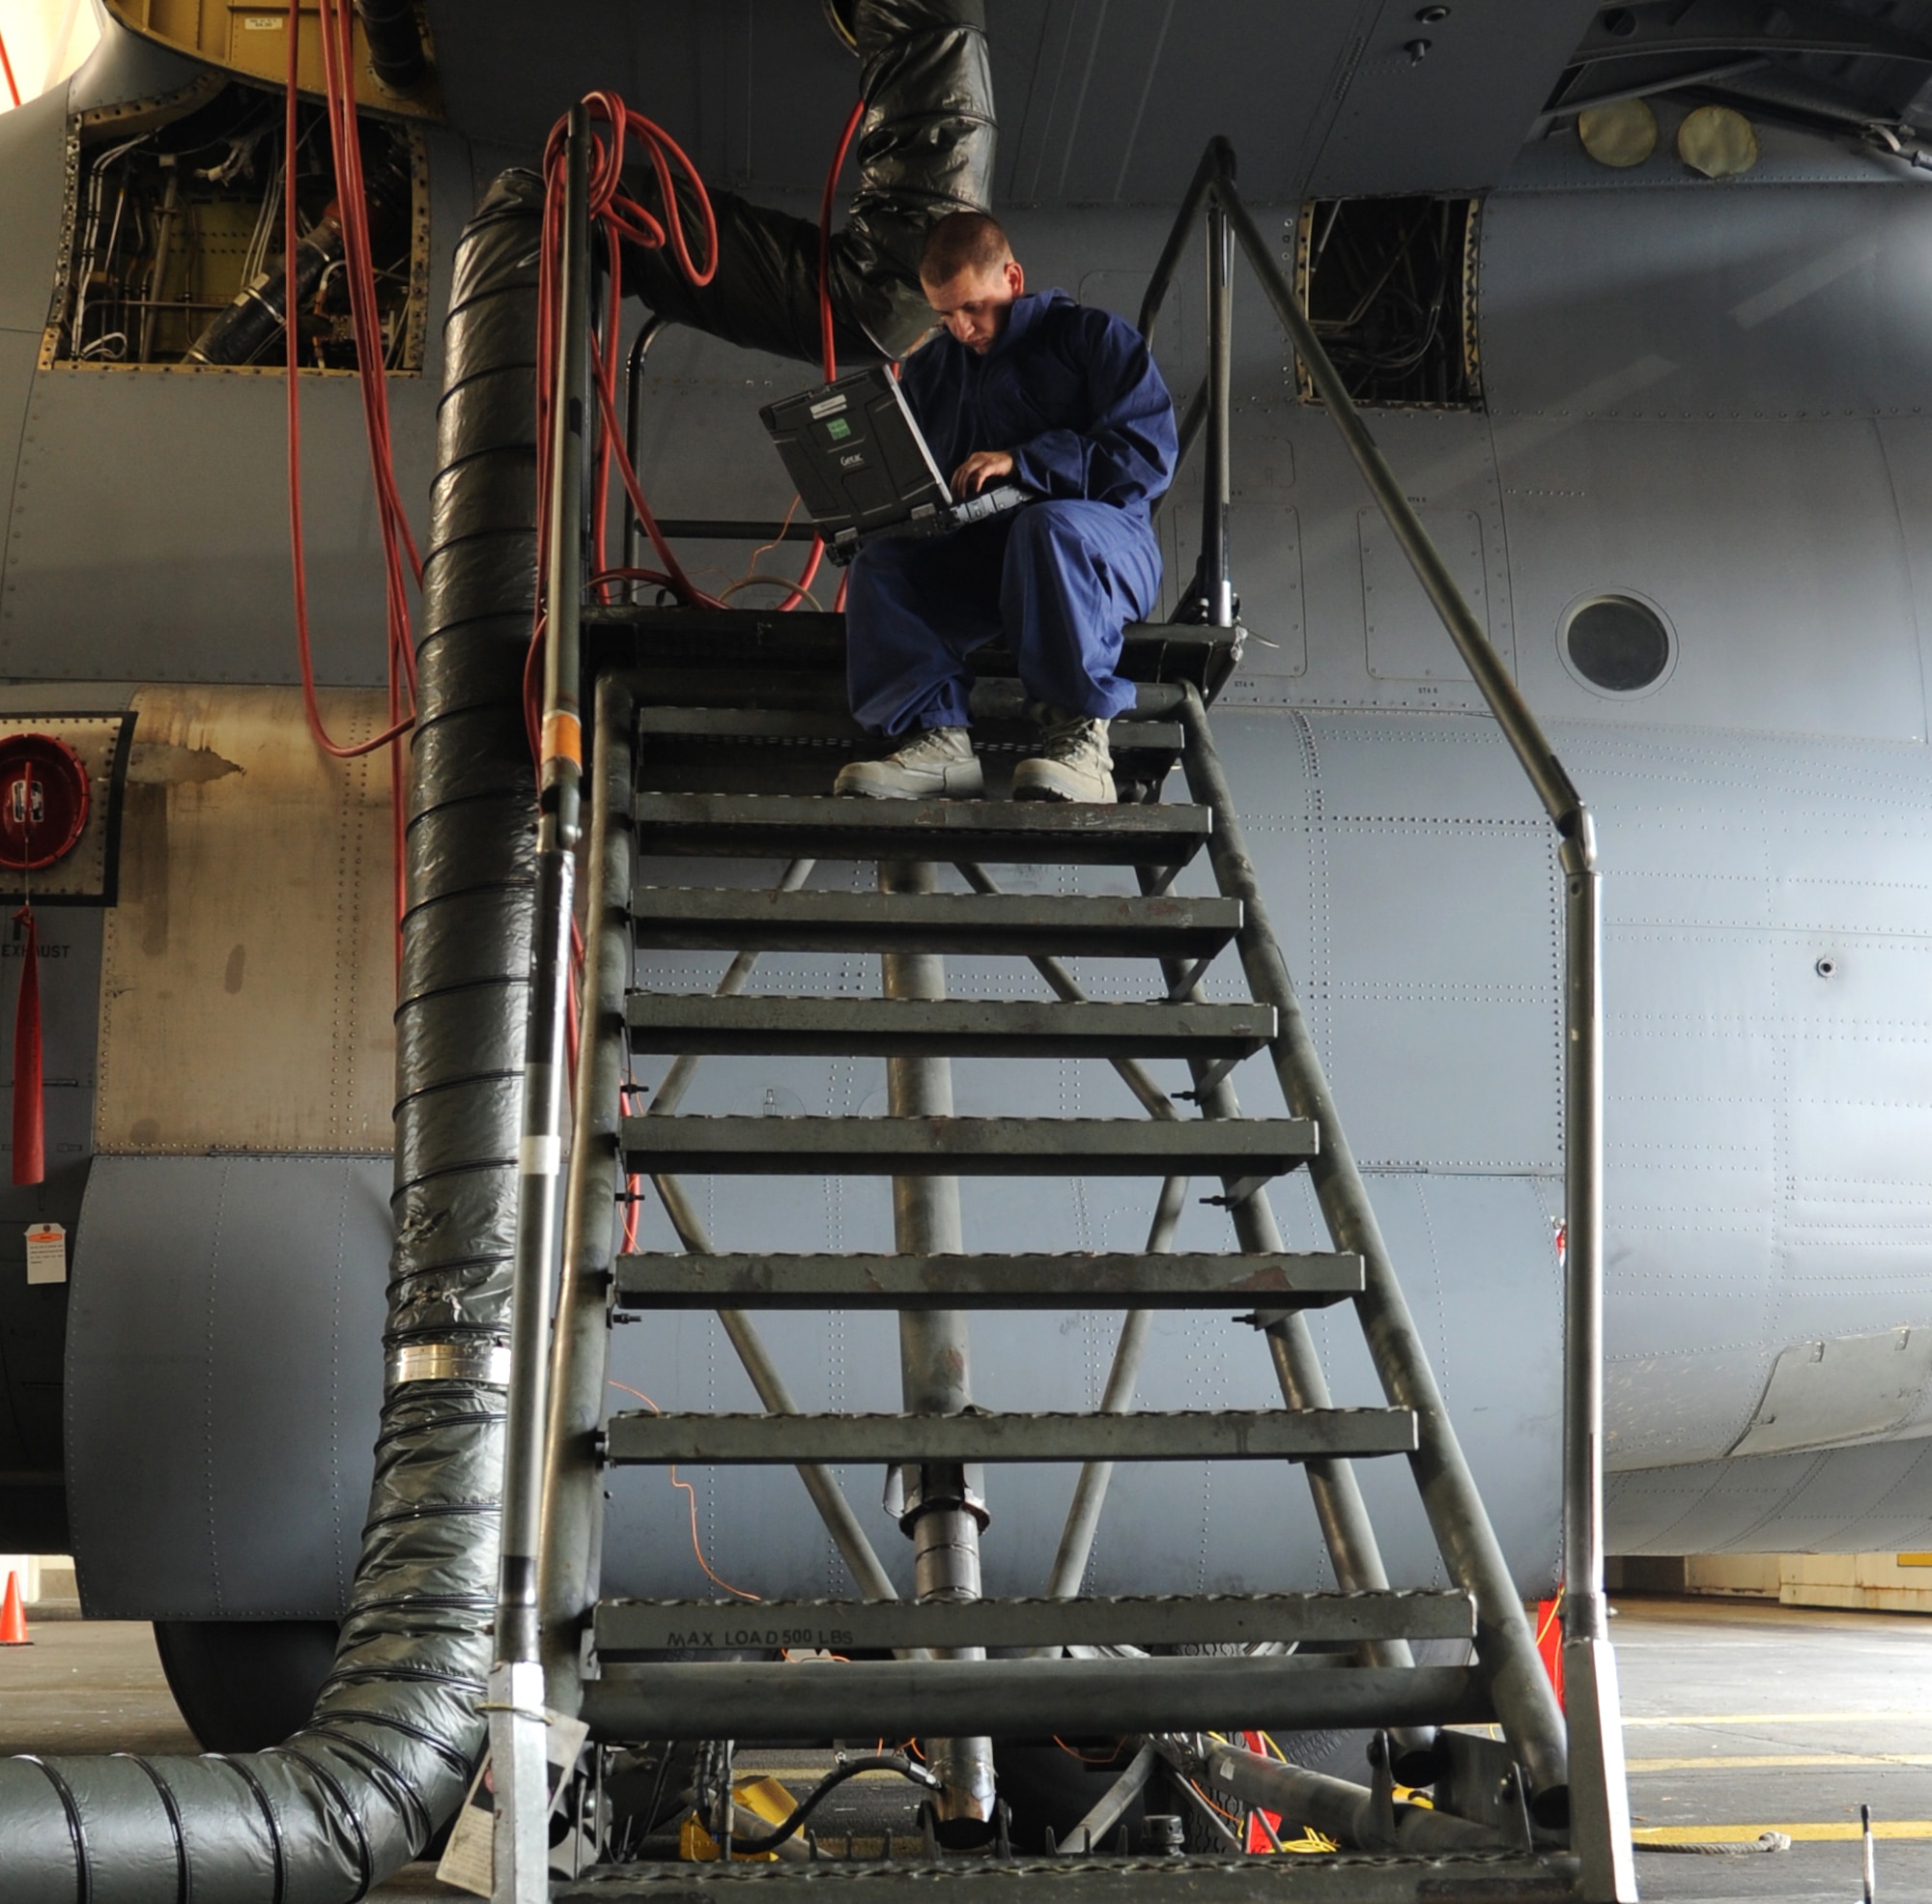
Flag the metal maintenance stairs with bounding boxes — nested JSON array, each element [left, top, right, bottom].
[[523, 611, 1582, 1899]]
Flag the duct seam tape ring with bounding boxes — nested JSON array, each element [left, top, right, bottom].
[[521, 1133, 563, 1176], [387, 1340, 515, 1387]]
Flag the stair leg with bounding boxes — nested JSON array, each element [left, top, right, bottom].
[[883, 859, 996, 1841], [1179, 682, 1571, 1816]]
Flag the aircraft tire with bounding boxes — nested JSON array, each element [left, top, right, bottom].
[[152, 1618, 340, 1753]]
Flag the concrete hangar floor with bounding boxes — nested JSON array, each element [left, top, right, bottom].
[[0, 1595, 1924, 1900]]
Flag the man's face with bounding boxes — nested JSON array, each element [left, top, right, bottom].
[[921, 257, 1025, 354]]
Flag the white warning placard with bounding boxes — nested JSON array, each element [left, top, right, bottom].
[[25, 1224, 66, 1285]]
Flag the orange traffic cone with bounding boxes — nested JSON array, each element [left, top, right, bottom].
[[0, 1569, 31, 1645]]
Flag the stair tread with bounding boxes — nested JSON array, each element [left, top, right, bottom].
[[624, 993, 1276, 1059], [631, 793, 1210, 867], [554, 1852, 1569, 1901], [612, 1249, 1361, 1309], [618, 1114, 1316, 1176], [635, 705, 1186, 753], [592, 1588, 1475, 1656], [628, 887, 1239, 956], [603, 1407, 1416, 1464]]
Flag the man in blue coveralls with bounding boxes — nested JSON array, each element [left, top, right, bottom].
[[835, 213, 1179, 803]]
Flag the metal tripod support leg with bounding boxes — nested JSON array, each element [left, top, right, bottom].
[[882, 859, 995, 1838]]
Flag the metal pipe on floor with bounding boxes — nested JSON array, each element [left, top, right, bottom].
[[882, 858, 995, 1842], [1167, 1736, 1499, 1855]]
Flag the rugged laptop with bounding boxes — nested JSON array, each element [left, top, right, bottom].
[[760, 364, 1028, 562]]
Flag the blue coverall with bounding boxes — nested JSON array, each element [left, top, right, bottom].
[[846, 290, 1179, 736]]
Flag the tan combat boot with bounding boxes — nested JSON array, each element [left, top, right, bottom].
[[834, 725, 984, 799], [1012, 709, 1116, 804]]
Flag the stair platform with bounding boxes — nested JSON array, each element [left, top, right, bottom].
[[630, 794, 1211, 867], [629, 887, 1240, 958], [603, 1407, 1415, 1466], [618, 1115, 1316, 1178], [625, 994, 1276, 1060], [584, 607, 1242, 699], [613, 1249, 1361, 1310], [591, 1588, 1475, 1658]]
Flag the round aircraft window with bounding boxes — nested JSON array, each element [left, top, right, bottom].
[[1561, 595, 1673, 695]]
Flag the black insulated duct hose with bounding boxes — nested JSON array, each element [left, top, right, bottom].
[[0, 171, 544, 1904], [623, 0, 996, 363], [355, 0, 430, 96], [185, 213, 344, 366]]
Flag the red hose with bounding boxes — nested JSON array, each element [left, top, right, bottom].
[[540, 89, 861, 1123], [0, 29, 20, 109], [530, 85, 864, 681], [781, 96, 866, 611], [819, 98, 865, 380], [283, 1, 428, 961]]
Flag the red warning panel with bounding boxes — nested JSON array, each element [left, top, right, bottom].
[[0, 733, 91, 873]]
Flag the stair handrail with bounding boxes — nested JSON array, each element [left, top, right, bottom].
[[494, 101, 594, 1904], [1141, 139, 1632, 1893]]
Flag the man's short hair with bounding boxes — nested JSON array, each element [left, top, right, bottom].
[[919, 211, 1014, 285]]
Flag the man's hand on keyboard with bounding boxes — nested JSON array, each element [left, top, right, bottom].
[[951, 449, 1015, 498]]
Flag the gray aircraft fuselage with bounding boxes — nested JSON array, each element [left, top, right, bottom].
[[2, 11, 1930, 1624]]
